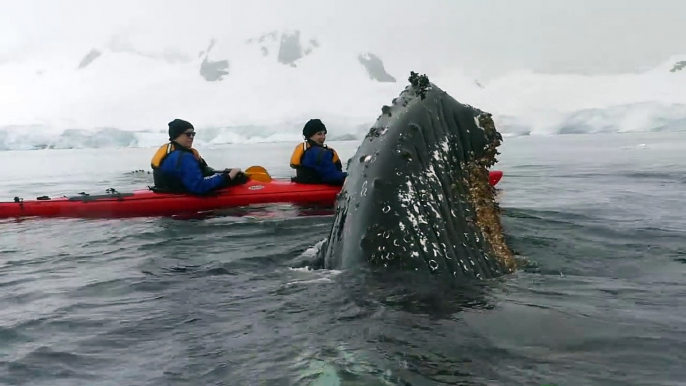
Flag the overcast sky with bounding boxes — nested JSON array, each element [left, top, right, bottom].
[[1, 0, 684, 79]]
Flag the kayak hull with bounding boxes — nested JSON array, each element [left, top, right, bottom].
[[0, 171, 504, 219], [1, 179, 340, 219], [489, 170, 503, 186]]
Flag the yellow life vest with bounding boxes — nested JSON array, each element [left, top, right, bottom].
[[289, 141, 340, 169], [151, 142, 202, 169]]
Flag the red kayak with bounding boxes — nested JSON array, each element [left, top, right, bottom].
[[489, 170, 503, 186], [0, 170, 504, 219]]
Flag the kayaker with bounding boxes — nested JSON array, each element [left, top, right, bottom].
[[289, 119, 347, 185], [151, 119, 246, 194]]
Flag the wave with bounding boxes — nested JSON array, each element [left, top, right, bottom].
[[1, 29, 685, 150]]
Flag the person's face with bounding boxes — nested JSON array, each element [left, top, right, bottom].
[[310, 130, 326, 145], [175, 129, 195, 148]]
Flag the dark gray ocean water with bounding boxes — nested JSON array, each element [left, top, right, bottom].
[[1, 132, 684, 385]]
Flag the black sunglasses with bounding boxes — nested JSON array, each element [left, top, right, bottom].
[[183, 131, 196, 138]]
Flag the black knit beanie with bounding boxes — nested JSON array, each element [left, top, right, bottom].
[[168, 119, 194, 140], [302, 119, 327, 139]]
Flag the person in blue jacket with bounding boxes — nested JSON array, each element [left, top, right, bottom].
[[151, 119, 245, 194], [289, 119, 347, 185]]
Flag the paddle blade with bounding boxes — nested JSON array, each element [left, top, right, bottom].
[[245, 165, 272, 182], [246, 165, 268, 175], [247, 172, 272, 183]]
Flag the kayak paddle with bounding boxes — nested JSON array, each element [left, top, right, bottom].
[[244, 165, 272, 182]]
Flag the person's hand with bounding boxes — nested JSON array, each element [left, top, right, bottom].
[[228, 168, 242, 179]]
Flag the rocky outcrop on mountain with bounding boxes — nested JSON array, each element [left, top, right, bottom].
[[670, 61, 686, 73], [199, 39, 229, 82], [247, 30, 319, 67], [78, 49, 102, 69], [358, 53, 396, 82]]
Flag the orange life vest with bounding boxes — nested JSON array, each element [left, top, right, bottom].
[[289, 141, 342, 184], [150, 142, 216, 193], [151, 142, 203, 170], [289, 141, 340, 169]]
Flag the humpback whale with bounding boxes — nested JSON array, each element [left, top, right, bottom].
[[317, 72, 515, 280]]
